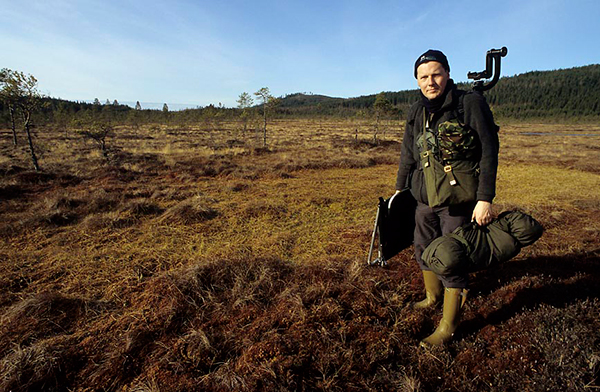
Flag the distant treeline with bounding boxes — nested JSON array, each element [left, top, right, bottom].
[[1, 64, 599, 126], [277, 64, 600, 121]]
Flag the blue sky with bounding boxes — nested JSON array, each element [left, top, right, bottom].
[[2, 0, 599, 108]]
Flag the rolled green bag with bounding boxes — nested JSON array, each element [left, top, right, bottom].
[[423, 211, 544, 276]]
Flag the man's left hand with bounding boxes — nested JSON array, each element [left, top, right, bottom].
[[472, 200, 494, 226]]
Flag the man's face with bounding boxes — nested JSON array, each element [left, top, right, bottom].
[[416, 61, 450, 101]]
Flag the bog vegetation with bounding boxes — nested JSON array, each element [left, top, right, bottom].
[[0, 66, 599, 391]]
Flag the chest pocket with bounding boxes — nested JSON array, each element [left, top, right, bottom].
[[418, 110, 480, 207], [438, 119, 476, 161]]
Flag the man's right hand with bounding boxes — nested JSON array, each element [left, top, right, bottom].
[[472, 200, 494, 226]]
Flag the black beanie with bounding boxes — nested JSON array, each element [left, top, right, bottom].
[[414, 49, 450, 78]]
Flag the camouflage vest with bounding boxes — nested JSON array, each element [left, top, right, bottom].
[[417, 93, 477, 163]]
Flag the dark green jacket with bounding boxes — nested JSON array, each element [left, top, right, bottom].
[[422, 211, 544, 276], [395, 80, 499, 204]]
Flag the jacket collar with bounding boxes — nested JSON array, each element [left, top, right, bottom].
[[420, 79, 457, 114], [439, 79, 458, 112]]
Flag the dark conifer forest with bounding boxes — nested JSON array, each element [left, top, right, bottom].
[[277, 64, 600, 120]]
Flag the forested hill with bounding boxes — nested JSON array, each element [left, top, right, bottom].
[[278, 64, 600, 120], [486, 64, 600, 118]]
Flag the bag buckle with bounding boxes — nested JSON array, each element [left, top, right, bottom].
[[422, 151, 430, 168], [444, 165, 458, 186]]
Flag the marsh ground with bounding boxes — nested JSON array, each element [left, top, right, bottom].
[[0, 119, 599, 391]]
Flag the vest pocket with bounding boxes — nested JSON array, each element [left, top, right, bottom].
[[438, 119, 476, 161], [421, 150, 479, 207]]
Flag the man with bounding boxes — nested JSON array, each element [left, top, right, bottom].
[[395, 49, 499, 346]]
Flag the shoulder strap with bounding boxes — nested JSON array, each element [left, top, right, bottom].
[[455, 91, 466, 127]]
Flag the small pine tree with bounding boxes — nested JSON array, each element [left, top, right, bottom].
[[254, 87, 279, 147], [0, 68, 19, 146], [373, 92, 392, 143], [237, 92, 254, 135], [7, 71, 42, 170]]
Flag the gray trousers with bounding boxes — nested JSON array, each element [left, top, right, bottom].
[[414, 201, 474, 288]]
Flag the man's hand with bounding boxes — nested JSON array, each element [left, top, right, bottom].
[[472, 200, 494, 226]]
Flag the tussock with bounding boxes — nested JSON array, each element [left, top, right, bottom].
[[81, 210, 129, 230], [14, 171, 56, 184], [225, 182, 249, 192], [120, 199, 164, 216], [43, 192, 80, 211], [0, 292, 107, 354], [176, 156, 239, 177], [159, 195, 218, 224], [85, 188, 120, 213], [241, 200, 288, 220], [81, 198, 163, 230], [0, 341, 60, 392], [0, 184, 24, 201], [37, 192, 81, 226], [150, 187, 192, 201]]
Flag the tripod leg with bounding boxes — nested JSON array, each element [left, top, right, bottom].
[[367, 207, 380, 265]]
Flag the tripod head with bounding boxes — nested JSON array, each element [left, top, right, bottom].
[[468, 47, 508, 92]]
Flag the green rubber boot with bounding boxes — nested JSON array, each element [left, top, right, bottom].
[[420, 288, 467, 347], [412, 270, 443, 310]]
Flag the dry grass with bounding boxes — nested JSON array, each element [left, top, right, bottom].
[[158, 195, 218, 225], [0, 119, 599, 391]]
